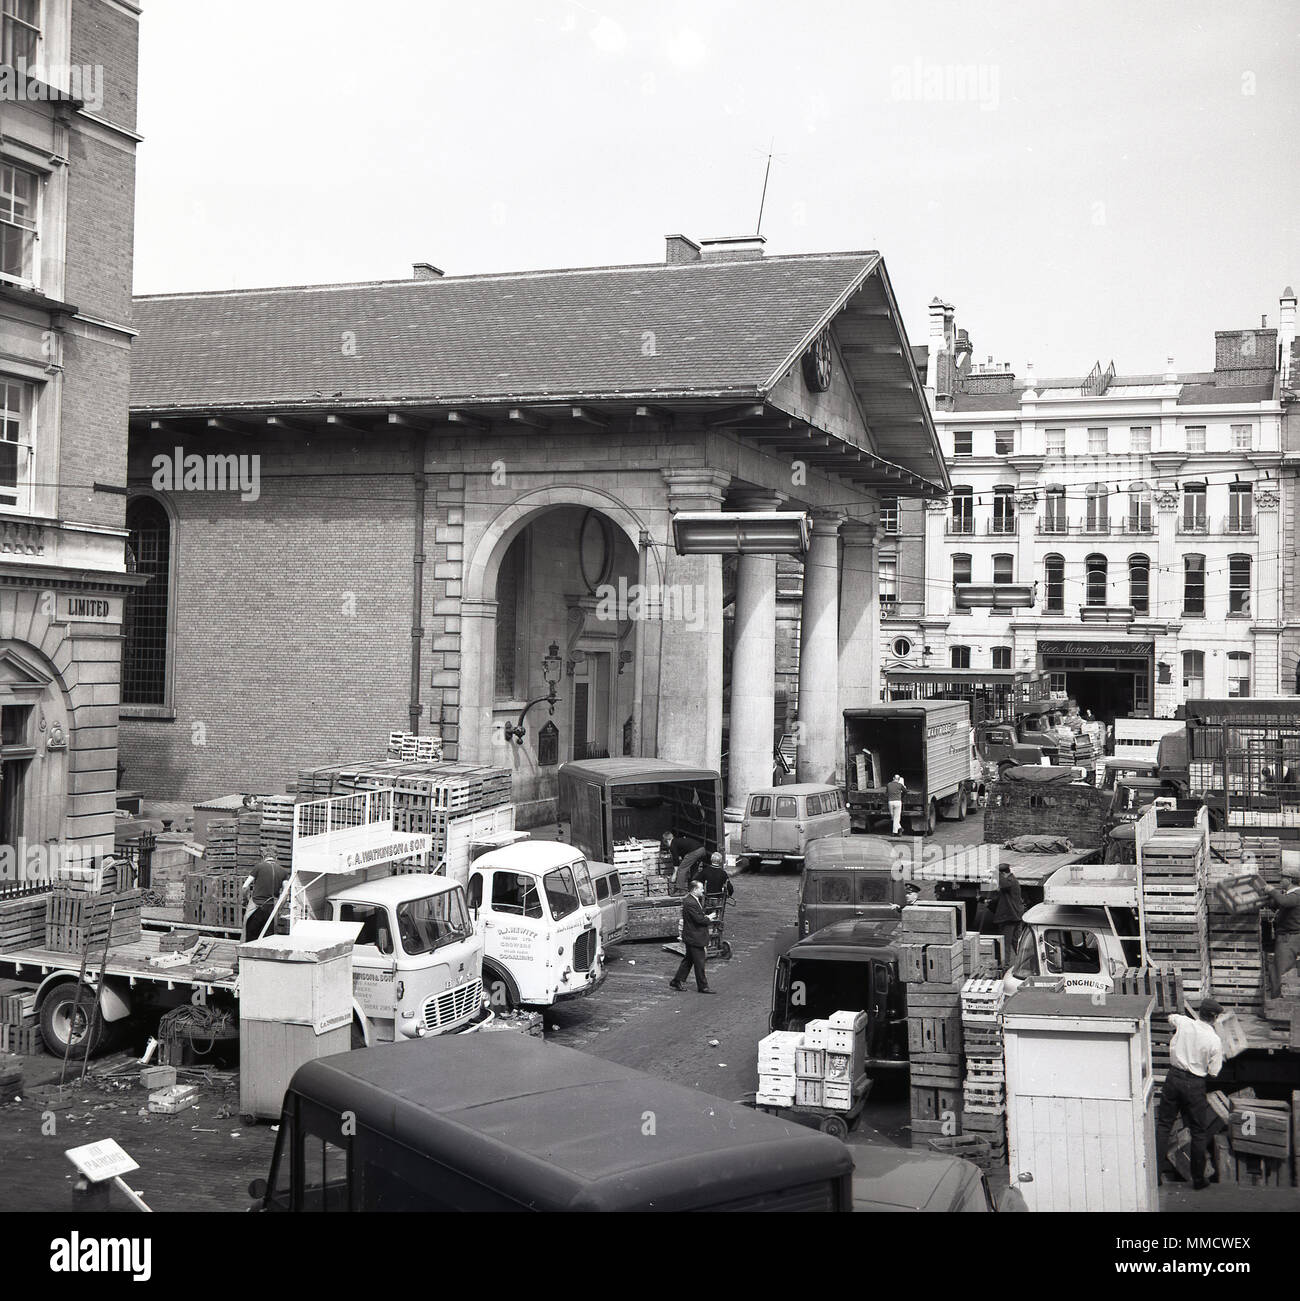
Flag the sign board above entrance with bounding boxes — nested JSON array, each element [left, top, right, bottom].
[[1039, 641, 1154, 658], [61, 594, 123, 623]]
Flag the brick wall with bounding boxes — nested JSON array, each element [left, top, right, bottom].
[[63, 128, 136, 328], [58, 326, 131, 526], [118, 434, 417, 801], [71, 0, 140, 133]]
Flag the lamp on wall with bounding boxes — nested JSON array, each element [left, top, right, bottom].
[[504, 641, 564, 745]]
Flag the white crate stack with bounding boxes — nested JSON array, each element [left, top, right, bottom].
[[960, 977, 1008, 1164], [613, 838, 662, 897], [756, 1011, 868, 1113]]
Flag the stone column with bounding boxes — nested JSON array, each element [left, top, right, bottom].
[[1154, 488, 1179, 620], [838, 520, 878, 722], [656, 469, 729, 771], [726, 494, 785, 816], [1256, 488, 1281, 693], [796, 510, 843, 784], [453, 597, 498, 763]]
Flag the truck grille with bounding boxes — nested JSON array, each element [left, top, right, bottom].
[[573, 929, 597, 973], [422, 978, 482, 1032]]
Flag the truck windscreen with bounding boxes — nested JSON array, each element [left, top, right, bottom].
[[544, 866, 581, 921], [396, 892, 472, 956]]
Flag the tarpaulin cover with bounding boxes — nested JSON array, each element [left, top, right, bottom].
[[1002, 835, 1075, 854], [1001, 765, 1076, 784]]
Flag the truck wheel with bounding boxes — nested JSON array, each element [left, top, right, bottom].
[[38, 980, 105, 1059], [484, 972, 518, 1013], [351, 1017, 367, 1050], [954, 789, 968, 821], [820, 1115, 849, 1141]]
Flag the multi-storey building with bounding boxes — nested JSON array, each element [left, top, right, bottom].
[[884, 295, 1290, 722], [0, 0, 141, 858]]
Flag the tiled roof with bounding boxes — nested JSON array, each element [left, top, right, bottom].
[[131, 253, 882, 412], [946, 371, 1273, 412]]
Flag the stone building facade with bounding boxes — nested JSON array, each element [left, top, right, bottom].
[[122, 237, 947, 824], [884, 295, 1289, 721], [0, 0, 141, 859]]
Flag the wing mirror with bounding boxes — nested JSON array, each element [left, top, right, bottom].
[[248, 1177, 268, 1201]]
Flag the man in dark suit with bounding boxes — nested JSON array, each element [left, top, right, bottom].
[[670, 880, 716, 993]]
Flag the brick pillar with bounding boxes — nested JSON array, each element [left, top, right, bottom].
[[454, 598, 498, 763], [796, 511, 843, 784], [657, 470, 729, 770]]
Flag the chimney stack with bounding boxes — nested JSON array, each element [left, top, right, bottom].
[[926, 298, 946, 394], [665, 234, 701, 264], [697, 234, 766, 262], [1279, 286, 1297, 384], [1165, 355, 1177, 382], [412, 263, 444, 280]]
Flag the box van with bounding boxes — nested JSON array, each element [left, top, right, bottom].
[[798, 837, 909, 937], [467, 842, 604, 1010], [251, 1035, 854, 1211], [588, 860, 628, 945], [739, 784, 849, 872]]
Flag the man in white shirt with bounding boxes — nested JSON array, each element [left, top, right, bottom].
[[1155, 997, 1224, 1191]]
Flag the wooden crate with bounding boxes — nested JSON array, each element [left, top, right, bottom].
[[899, 942, 927, 983], [901, 902, 963, 941], [43, 889, 142, 954], [925, 939, 967, 986], [908, 1009, 962, 1055], [911, 1083, 961, 1122], [0, 894, 49, 948]]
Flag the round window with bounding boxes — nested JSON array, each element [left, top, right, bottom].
[[893, 637, 912, 658]]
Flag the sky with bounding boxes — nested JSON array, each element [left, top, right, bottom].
[[133, 0, 1300, 377]]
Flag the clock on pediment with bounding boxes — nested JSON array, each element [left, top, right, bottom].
[[802, 327, 833, 392]]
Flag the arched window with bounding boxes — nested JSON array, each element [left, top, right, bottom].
[[950, 646, 971, 669], [1128, 554, 1150, 615], [993, 554, 1014, 584], [952, 553, 971, 597], [1085, 553, 1108, 606], [992, 646, 1012, 670], [1183, 650, 1204, 695], [1085, 482, 1108, 532], [1128, 481, 1152, 532], [1044, 554, 1065, 612], [950, 487, 974, 534], [123, 497, 172, 707]]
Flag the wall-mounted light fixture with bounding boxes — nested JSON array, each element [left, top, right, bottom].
[[504, 641, 564, 745]]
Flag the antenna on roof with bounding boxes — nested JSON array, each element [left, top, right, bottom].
[[756, 138, 775, 236]]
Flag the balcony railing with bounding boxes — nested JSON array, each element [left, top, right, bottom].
[[1118, 517, 1155, 535], [1035, 516, 1118, 536], [985, 518, 1018, 535], [946, 518, 976, 536], [1178, 515, 1256, 536]]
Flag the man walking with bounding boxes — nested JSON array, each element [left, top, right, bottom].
[[1156, 998, 1224, 1190], [669, 880, 716, 994], [1263, 863, 1300, 997], [887, 773, 905, 835], [992, 862, 1025, 959]]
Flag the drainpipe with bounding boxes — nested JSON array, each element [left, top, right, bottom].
[[632, 529, 649, 755], [410, 435, 428, 734]]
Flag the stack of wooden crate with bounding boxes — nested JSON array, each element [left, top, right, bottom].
[[258, 796, 294, 867], [183, 872, 244, 929], [203, 818, 238, 869], [0, 893, 48, 949], [1241, 835, 1283, 887], [0, 988, 39, 1054], [1114, 966, 1181, 1081], [1140, 827, 1210, 999], [44, 889, 142, 953], [236, 809, 263, 871], [387, 731, 443, 761], [959, 977, 1007, 1164], [614, 839, 661, 896], [900, 902, 966, 1148], [1206, 1090, 1298, 1188], [1208, 909, 1265, 1011]]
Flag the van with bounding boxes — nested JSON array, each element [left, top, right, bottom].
[[252, 1035, 854, 1211], [588, 861, 628, 945], [739, 784, 850, 872], [467, 842, 604, 1009], [797, 837, 909, 937]]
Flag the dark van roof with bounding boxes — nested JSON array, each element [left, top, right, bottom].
[[789, 916, 901, 963], [803, 837, 899, 870], [559, 758, 720, 786], [289, 1035, 851, 1211]]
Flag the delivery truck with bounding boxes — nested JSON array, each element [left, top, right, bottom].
[[844, 701, 974, 835], [0, 871, 487, 1057]]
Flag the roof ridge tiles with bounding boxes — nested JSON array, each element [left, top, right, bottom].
[[133, 250, 882, 303]]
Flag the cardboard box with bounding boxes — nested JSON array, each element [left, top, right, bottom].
[[755, 1091, 795, 1108], [139, 1065, 177, 1090], [803, 1019, 829, 1049], [148, 1083, 199, 1114]]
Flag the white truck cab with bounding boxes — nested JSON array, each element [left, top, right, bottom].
[[467, 841, 604, 1009], [327, 874, 484, 1044], [1002, 860, 1145, 997]]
